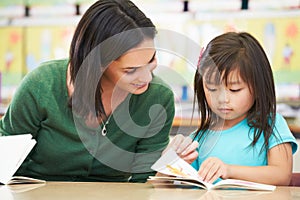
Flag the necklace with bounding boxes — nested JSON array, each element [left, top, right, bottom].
[[101, 115, 111, 136]]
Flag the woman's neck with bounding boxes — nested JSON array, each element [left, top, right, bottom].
[[100, 78, 129, 116], [66, 64, 74, 97], [67, 64, 128, 123]]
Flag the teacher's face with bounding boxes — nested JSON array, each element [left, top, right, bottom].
[[103, 39, 157, 95]]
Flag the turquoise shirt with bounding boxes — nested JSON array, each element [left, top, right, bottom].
[[0, 59, 175, 183], [191, 113, 298, 170]]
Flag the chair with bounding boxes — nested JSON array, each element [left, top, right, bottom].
[[289, 173, 300, 186]]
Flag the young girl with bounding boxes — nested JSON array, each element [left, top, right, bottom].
[[192, 32, 298, 185]]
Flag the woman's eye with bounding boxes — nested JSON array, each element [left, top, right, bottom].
[[126, 68, 137, 74], [207, 87, 217, 92]]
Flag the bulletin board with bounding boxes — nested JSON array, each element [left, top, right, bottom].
[[153, 12, 300, 102], [184, 13, 300, 84], [0, 27, 23, 85], [24, 26, 75, 72], [0, 0, 23, 6], [0, 27, 23, 103], [0, 25, 75, 103]]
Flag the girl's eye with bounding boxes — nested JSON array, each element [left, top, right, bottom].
[[230, 89, 241, 92]]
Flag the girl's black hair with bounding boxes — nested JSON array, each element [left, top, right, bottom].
[[193, 32, 276, 153]]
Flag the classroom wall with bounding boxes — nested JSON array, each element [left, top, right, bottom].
[[0, 0, 300, 120]]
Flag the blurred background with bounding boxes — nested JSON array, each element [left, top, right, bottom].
[[0, 0, 300, 169]]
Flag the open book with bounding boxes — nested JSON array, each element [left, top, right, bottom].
[[148, 149, 276, 191], [0, 134, 45, 185]]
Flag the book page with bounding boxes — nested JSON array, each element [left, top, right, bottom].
[[0, 134, 36, 185], [148, 176, 208, 189], [150, 149, 276, 191], [151, 148, 200, 178], [214, 179, 276, 191], [1, 182, 45, 194], [150, 148, 213, 189], [7, 176, 46, 185]]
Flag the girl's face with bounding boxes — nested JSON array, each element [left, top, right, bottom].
[[102, 39, 157, 95], [203, 69, 255, 129]]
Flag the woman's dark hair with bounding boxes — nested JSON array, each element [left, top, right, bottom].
[[68, 0, 156, 119], [193, 32, 276, 152]]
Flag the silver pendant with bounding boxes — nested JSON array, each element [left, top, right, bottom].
[[102, 126, 107, 136]]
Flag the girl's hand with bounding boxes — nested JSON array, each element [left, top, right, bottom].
[[198, 157, 229, 183], [163, 134, 199, 164]]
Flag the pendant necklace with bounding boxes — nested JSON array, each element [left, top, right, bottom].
[[101, 115, 111, 136]]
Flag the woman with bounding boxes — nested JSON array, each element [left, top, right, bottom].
[[0, 0, 197, 183]]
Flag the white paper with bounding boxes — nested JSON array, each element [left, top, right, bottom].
[[0, 134, 36, 185]]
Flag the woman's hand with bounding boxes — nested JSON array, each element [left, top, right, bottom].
[[198, 157, 229, 183], [163, 134, 199, 164]]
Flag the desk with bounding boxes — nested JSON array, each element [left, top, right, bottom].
[[1, 182, 300, 200]]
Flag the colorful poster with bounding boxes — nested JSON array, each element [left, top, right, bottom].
[[183, 14, 300, 85], [25, 26, 75, 72], [0, 27, 23, 103]]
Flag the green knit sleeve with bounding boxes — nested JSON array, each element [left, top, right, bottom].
[[0, 68, 46, 137]]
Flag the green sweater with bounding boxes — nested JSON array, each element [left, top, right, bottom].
[[0, 59, 175, 183]]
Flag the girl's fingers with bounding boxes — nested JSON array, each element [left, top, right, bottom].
[[163, 134, 184, 154], [204, 163, 220, 183], [163, 134, 199, 164], [176, 136, 192, 153], [170, 134, 184, 152], [181, 140, 199, 156], [182, 151, 199, 164]]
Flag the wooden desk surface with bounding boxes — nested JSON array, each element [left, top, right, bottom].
[[1, 182, 300, 200]]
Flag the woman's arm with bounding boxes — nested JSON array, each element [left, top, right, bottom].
[[0, 69, 45, 137]]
